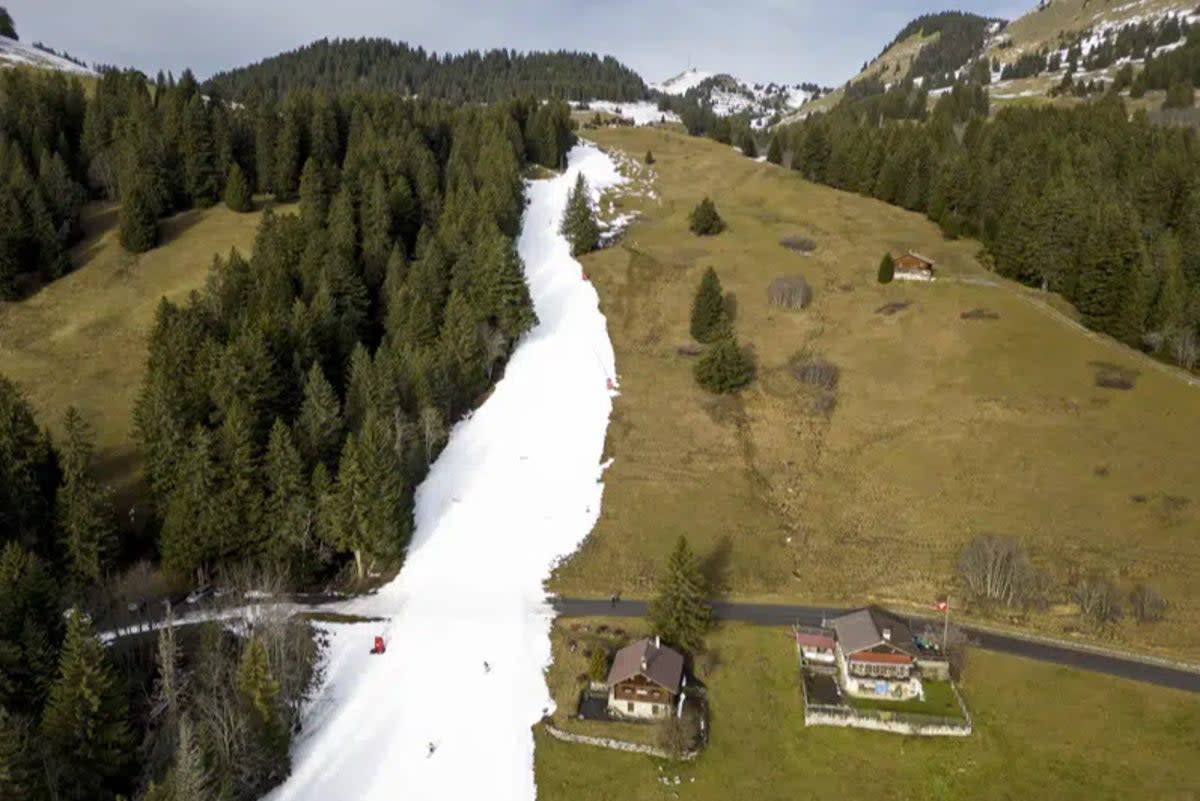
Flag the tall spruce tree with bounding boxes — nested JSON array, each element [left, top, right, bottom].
[[298, 157, 330, 229], [767, 135, 784, 165], [649, 536, 710, 652], [159, 428, 221, 580], [690, 267, 730, 343], [0, 6, 16, 39], [223, 162, 252, 212], [183, 94, 220, 207], [0, 376, 58, 551], [236, 639, 290, 794], [119, 167, 161, 253], [688, 197, 725, 236], [560, 173, 600, 257], [262, 419, 313, 578], [0, 542, 62, 714], [694, 334, 755, 394], [0, 707, 34, 800], [40, 611, 133, 801], [55, 408, 115, 593], [295, 363, 344, 470], [878, 253, 895, 284]]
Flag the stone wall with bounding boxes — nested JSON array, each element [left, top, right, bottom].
[[542, 723, 702, 761]]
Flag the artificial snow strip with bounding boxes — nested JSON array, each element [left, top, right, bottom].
[[262, 143, 625, 801]]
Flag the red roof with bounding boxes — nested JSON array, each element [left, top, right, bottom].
[[795, 632, 835, 650], [849, 651, 913, 666]]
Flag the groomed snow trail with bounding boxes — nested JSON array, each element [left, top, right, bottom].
[[264, 143, 625, 801]]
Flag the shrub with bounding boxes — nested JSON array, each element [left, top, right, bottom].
[[645, 150, 655, 165], [694, 336, 755, 394], [657, 711, 701, 759], [789, 357, 839, 391], [587, 647, 609, 681], [224, 163, 253, 212], [1092, 362, 1137, 390], [1074, 573, 1123, 625], [690, 267, 730, 343], [779, 234, 817, 253], [689, 197, 725, 236], [767, 275, 812, 310], [956, 535, 1036, 608], [877, 253, 895, 284], [1129, 584, 1167, 623]]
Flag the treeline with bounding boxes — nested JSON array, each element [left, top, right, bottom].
[[0, 377, 322, 801], [135, 92, 569, 586], [881, 11, 1001, 89], [0, 5, 15, 39], [772, 91, 1200, 367], [204, 38, 647, 104]]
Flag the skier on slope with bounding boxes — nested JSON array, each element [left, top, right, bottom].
[[483, 661, 491, 673], [427, 742, 437, 758]]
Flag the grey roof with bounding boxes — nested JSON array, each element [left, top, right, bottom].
[[829, 607, 917, 657], [906, 250, 936, 266], [607, 638, 684, 694]]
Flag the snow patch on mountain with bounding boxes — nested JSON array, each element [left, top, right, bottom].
[[650, 67, 714, 96], [653, 68, 820, 128], [0, 36, 95, 76]]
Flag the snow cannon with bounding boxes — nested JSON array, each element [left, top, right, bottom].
[[370, 635, 386, 655]]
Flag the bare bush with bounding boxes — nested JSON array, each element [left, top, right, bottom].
[[1074, 573, 1124, 625], [955, 535, 1036, 608], [1129, 584, 1167, 624], [875, 300, 911, 316], [790, 357, 839, 391], [779, 234, 817, 254], [1092, 362, 1138, 390], [767, 275, 812, 310], [656, 709, 702, 758]]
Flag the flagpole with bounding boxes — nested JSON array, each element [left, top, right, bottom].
[[942, 594, 950, 651]]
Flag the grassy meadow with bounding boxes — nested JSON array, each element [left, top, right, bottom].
[[551, 126, 1200, 660], [0, 200, 285, 507], [536, 621, 1200, 801]]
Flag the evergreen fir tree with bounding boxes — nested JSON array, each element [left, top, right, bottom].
[[645, 150, 655, 165], [739, 130, 758, 159], [0, 707, 34, 801], [40, 611, 133, 801], [361, 171, 393, 290], [0, 376, 58, 551], [441, 288, 486, 408], [262, 419, 313, 578], [560, 173, 600, 257], [273, 113, 302, 201], [119, 168, 160, 253], [0, 542, 62, 714], [55, 407, 115, 593], [649, 536, 710, 652], [767, 135, 784, 165], [694, 335, 755, 394], [215, 403, 263, 561], [298, 157, 330, 229], [160, 428, 220, 580], [877, 253, 895, 284], [688, 197, 725, 236], [0, 6, 16, 40], [183, 94, 220, 207], [236, 639, 290, 792], [690, 267, 730, 343], [329, 188, 358, 261], [295, 363, 344, 470], [223, 162, 252, 212]]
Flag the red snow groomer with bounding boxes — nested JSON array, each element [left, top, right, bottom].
[[370, 636, 386, 655]]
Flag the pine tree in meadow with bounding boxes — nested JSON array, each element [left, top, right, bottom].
[[694, 334, 755, 394], [56, 407, 116, 593], [649, 536, 711, 652], [560, 173, 600, 257], [690, 266, 730, 343], [688, 197, 725, 236], [645, 150, 655, 165], [223, 162, 252, 212], [119, 167, 160, 253], [40, 611, 133, 801], [877, 252, 895, 284]]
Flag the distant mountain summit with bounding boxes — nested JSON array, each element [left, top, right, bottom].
[[0, 35, 95, 77], [651, 66, 827, 128]]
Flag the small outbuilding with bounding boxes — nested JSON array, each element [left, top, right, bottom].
[[893, 251, 936, 281], [606, 637, 685, 720]]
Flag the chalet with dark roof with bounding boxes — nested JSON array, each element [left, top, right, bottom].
[[606, 637, 685, 720]]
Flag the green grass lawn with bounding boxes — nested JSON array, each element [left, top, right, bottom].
[[536, 622, 1200, 801], [847, 680, 964, 718], [553, 125, 1200, 661]]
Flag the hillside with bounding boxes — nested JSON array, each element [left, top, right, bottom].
[[204, 37, 647, 102], [653, 67, 825, 128], [0, 35, 94, 76]]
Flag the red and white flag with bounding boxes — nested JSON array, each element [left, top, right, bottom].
[[935, 598, 949, 612]]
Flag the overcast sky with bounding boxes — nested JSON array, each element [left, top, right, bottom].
[[9, 0, 1030, 86]]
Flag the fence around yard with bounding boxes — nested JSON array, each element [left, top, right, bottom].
[[799, 664, 973, 737]]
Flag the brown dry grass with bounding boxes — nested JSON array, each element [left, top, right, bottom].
[[0, 200, 286, 507], [552, 126, 1200, 660]]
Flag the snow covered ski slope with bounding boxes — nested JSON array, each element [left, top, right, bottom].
[[264, 143, 625, 801]]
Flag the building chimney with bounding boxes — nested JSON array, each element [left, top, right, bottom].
[[640, 657, 648, 672], [882, 627, 892, 642]]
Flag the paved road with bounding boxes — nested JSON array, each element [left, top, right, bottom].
[[552, 597, 1200, 694]]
